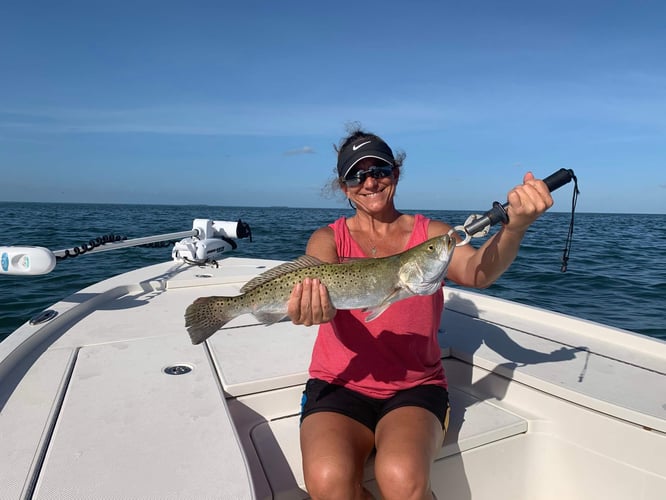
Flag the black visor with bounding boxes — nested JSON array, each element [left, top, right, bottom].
[[337, 137, 395, 179]]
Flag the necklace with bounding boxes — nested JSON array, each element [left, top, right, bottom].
[[351, 218, 384, 257], [367, 236, 378, 257]]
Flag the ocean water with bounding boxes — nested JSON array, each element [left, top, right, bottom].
[[1, 202, 664, 343]]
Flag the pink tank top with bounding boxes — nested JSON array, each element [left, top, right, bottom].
[[308, 214, 447, 398]]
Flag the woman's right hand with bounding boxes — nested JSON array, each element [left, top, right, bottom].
[[287, 278, 336, 326]]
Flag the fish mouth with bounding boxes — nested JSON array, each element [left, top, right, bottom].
[[440, 234, 456, 256], [445, 234, 456, 252]]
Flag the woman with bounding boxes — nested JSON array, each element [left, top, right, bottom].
[[287, 128, 553, 500]]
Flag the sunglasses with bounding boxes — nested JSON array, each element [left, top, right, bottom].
[[343, 165, 395, 187]]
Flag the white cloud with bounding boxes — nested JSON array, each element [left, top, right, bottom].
[[284, 146, 315, 156]]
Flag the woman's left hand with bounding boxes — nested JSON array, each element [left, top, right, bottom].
[[505, 172, 554, 233]]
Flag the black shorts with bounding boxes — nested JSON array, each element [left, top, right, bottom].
[[300, 378, 449, 432]]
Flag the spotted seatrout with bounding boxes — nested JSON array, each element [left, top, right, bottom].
[[184, 234, 455, 344]]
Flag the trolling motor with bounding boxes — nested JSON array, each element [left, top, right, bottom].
[[171, 219, 252, 264], [452, 168, 579, 271], [0, 218, 252, 276]]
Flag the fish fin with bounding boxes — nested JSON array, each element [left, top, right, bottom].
[[363, 287, 413, 322], [363, 302, 392, 322], [185, 297, 235, 345], [240, 255, 325, 293], [254, 311, 288, 325]]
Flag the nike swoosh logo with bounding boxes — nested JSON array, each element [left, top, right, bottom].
[[352, 141, 371, 151]]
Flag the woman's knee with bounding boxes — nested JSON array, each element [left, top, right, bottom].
[[374, 456, 431, 500], [300, 412, 375, 499], [304, 458, 365, 499]]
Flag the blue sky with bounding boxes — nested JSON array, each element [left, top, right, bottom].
[[1, 1, 664, 214]]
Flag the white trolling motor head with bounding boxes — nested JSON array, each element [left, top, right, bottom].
[[171, 219, 252, 264]]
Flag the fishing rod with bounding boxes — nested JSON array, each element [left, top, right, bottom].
[[0, 218, 252, 276], [451, 168, 579, 271]]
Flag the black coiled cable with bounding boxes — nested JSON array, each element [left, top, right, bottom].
[[56, 234, 127, 260], [55, 233, 184, 261]]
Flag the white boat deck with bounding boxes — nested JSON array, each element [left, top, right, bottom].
[[440, 289, 666, 432], [1, 257, 665, 499]]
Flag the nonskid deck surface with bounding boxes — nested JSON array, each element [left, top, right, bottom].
[[441, 289, 666, 433], [0, 257, 664, 499]]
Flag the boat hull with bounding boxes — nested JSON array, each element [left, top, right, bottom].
[[1, 257, 664, 499]]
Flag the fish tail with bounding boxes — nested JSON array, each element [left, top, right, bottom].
[[185, 297, 239, 345]]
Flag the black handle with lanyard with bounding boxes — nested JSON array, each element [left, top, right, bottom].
[[461, 168, 579, 271], [463, 168, 576, 235]]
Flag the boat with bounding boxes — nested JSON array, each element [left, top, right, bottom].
[[1, 195, 664, 499]]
